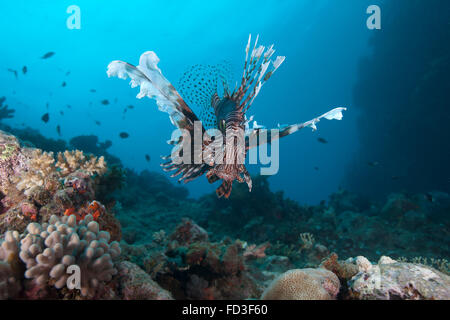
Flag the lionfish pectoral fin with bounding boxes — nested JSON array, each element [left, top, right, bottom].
[[107, 52, 201, 131], [216, 180, 233, 199], [245, 107, 347, 150]]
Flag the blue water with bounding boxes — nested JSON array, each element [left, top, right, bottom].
[[0, 0, 399, 203]]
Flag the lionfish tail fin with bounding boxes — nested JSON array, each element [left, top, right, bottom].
[[216, 180, 233, 198], [232, 34, 285, 114]]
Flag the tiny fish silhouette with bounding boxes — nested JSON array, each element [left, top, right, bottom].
[[56, 125, 61, 136], [65, 71, 71, 76], [95, 120, 101, 126], [119, 132, 129, 139], [41, 113, 50, 123], [62, 81, 66, 87], [7, 69, 18, 78], [101, 99, 110, 105], [145, 154, 151, 162], [22, 66, 27, 74], [317, 137, 328, 144], [41, 52, 55, 59], [90, 89, 96, 93]]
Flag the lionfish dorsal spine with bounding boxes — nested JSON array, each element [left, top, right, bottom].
[[233, 34, 285, 114]]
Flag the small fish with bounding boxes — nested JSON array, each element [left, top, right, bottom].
[[368, 161, 379, 167], [314, 166, 319, 171], [123, 108, 127, 114], [56, 125, 61, 136], [22, 66, 27, 74], [41, 52, 55, 59], [145, 154, 151, 162], [46, 103, 50, 109], [66, 104, 72, 109], [101, 99, 110, 105], [119, 132, 129, 139], [317, 137, 328, 144], [62, 81, 66, 87], [60, 111, 64, 115], [65, 71, 71, 76], [127, 105, 134, 109], [41, 113, 50, 123], [7, 69, 18, 78], [95, 120, 101, 126], [90, 89, 96, 93]]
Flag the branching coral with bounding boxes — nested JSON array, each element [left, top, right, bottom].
[[56, 150, 107, 177], [19, 214, 121, 297], [299, 232, 315, 251]]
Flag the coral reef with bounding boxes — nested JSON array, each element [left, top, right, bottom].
[[20, 214, 121, 298], [0, 231, 21, 299], [0, 130, 120, 240], [117, 261, 173, 300], [348, 256, 450, 300], [0, 130, 448, 300], [261, 268, 340, 300], [56, 150, 106, 177], [196, 177, 449, 263], [0, 213, 123, 299], [142, 219, 264, 300]]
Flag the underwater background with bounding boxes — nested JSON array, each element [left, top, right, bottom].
[[0, 0, 449, 300]]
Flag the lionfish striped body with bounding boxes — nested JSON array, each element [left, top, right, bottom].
[[107, 35, 346, 198]]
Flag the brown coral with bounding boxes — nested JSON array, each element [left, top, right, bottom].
[[56, 150, 106, 177], [261, 268, 340, 300]]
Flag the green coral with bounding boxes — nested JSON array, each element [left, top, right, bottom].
[[0, 143, 17, 160]]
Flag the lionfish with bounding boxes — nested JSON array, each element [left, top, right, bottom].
[[107, 34, 346, 198]]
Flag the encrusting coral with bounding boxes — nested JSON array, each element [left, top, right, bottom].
[[348, 256, 450, 300], [19, 214, 121, 298]]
